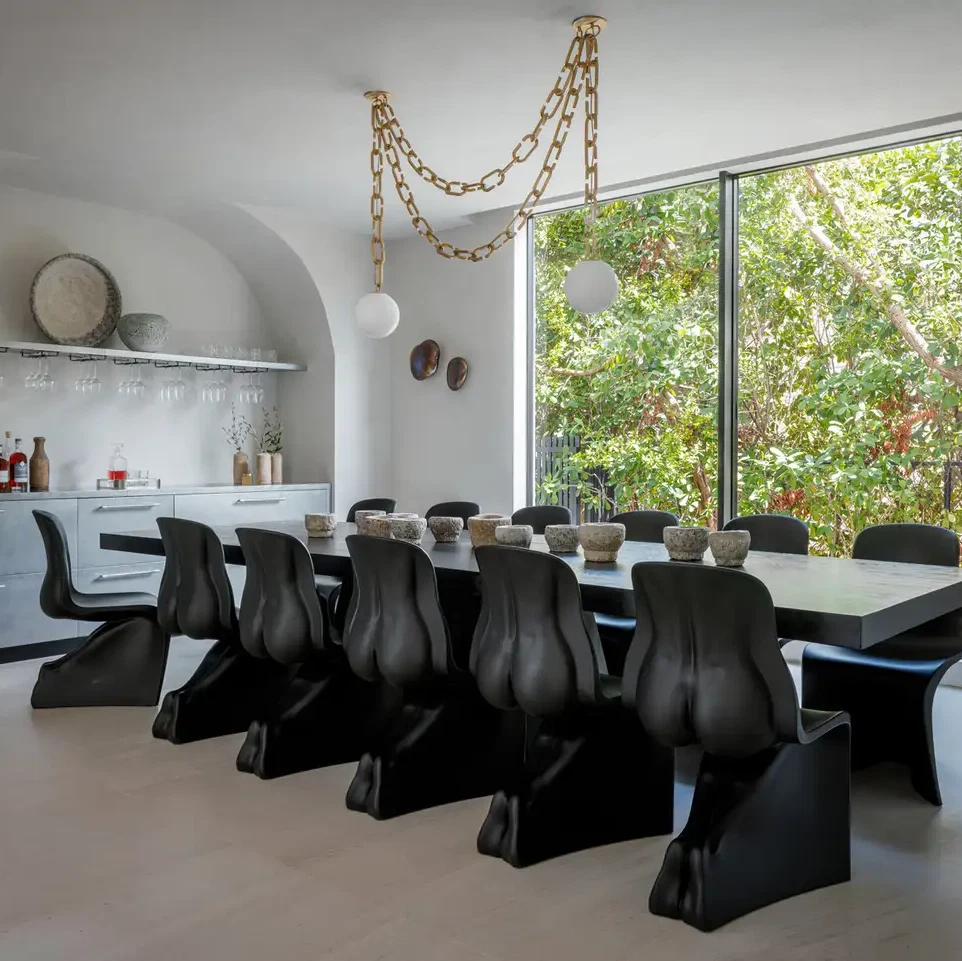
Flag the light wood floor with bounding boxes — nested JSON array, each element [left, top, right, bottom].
[[3, 642, 962, 959]]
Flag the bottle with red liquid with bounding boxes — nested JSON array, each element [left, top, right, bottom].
[[108, 443, 128, 486], [0, 431, 10, 494], [9, 438, 28, 493]]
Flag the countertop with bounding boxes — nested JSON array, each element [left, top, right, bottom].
[[0, 482, 331, 501]]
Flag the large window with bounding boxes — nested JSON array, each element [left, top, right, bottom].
[[533, 184, 719, 523], [737, 138, 962, 554], [531, 132, 962, 552]]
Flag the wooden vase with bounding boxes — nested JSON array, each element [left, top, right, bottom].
[[232, 451, 249, 485], [255, 452, 272, 485], [270, 452, 283, 484], [29, 436, 50, 492]]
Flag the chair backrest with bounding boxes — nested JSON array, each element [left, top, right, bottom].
[[33, 510, 76, 619], [425, 501, 482, 523], [610, 509, 680, 543], [623, 562, 799, 758], [471, 545, 605, 717], [853, 523, 960, 567], [511, 505, 572, 535], [343, 534, 451, 688], [157, 517, 237, 642], [236, 527, 330, 664], [724, 514, 809, 555], [346, 497, 397, 522]]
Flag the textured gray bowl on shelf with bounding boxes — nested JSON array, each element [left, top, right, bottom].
[[354, 509, 387, 535], [708, 529, 751, 567], [388, 516, 427, 543], [467, 514, 510, 548], [495, 524, 534, 549], [118, 312, 170, 352], [578, 522, 626, 562], [428, 516, 464, 543], [545, 524, 580, 554], [304, 512, 337, 538], [664, 526, 710, 561]]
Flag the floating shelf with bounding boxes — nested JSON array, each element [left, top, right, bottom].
[[0, 340, 306, 373]]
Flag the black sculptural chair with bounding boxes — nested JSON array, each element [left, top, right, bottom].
[[234, 528, 374, 778], [342, 533, 499, 820], [151, 517, 289, 744], [471, 546, 674, 868], [723, 513, 810, 554], [625, 562, 850, 931], [345, 497, 397, 521], [593, 509, 681, 674], [425, 501, 482, 523], [610, 509, 680, 542], [30, 510, 170, 708], [510, 504, 572, 535], [803, 522, 962, 805]]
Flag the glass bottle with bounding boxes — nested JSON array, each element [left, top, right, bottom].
[[0, 432, 9, 494], [108, 443, 128, 485], [9, 438, 28, 493]]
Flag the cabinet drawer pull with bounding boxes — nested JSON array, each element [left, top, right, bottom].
[[94, 569, 161, 582], [95, 502, 162, 512], [234, 497, 287, 505]]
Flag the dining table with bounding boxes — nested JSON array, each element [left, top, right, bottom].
[[101, 521, 962, 650]]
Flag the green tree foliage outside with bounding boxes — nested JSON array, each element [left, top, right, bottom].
[[534, 136, 962, 555]]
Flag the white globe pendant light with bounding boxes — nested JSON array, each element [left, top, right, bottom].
[[355, 291, 400, 339], [564, 259, 618, 314]]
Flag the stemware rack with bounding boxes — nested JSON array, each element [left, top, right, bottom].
[[0, 340, 306, 373]]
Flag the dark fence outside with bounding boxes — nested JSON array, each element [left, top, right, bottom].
[[534, 435, 616, 522]]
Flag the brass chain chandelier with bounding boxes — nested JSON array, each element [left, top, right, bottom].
[[354, 15, 619, 338]]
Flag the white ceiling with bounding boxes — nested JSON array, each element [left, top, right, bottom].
[[1, 0, 961, 235]]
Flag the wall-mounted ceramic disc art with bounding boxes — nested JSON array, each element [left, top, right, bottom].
[[447, 357, 468, 391], [410, 339, 441, 380], [30, 253, 121, 346]]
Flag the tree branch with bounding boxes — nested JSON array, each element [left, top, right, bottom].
[[789, 196, 962, 389], [542, 361, 612, 378], [805, 166, 851, 229]]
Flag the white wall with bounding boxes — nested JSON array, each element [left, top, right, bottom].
[[0, 185, 277, 488], [387, 210, 525, 517], [242, 207, 393, 516]]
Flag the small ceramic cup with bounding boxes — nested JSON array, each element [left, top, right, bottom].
[[708, 529, 751, 567], [495, 524, 534, 549], [388, 516, 427, 544], [467, 514, 510, 548], [354, 509, 387, 534], [578, 522, 626, 562], [545, 524, 580, 554], [366, 515, 394, 538], [428, 516, 464, 543], [304, 512, 337, 538], [664, 526, 710, 562]]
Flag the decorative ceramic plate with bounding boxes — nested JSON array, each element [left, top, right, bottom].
[[30, 253, 122, 346], [410, 339, 441, 380]]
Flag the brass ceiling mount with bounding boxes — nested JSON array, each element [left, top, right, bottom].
[[364, 90, 392, 103], [572, 15, 608, 35]]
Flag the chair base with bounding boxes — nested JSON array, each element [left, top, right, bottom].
[[477, 708, 674, 868], [152, 639, 290, 744], [236, 660, 379, 779], [346, 684, 507, 820], [650, 727, 851, 932], [802, 643, 961, 805], [31, 617, 169, 709]]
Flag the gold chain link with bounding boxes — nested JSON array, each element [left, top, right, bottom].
[[369, 100, 385, 291], [583, 30, 600, 256], [366, 19, 603, 272], [379, 34, 584, 197]]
